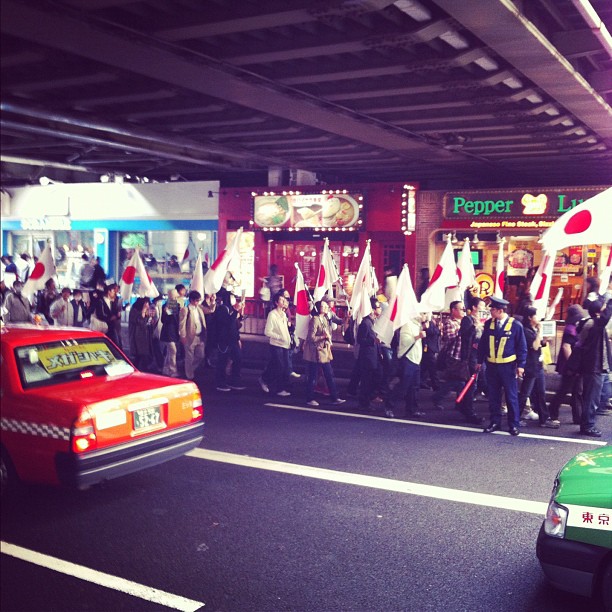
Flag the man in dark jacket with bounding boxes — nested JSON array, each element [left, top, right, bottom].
[[357, 297, 382, 411], [214, 289, 246, 392], [456, 296, 486, 425], [576, 297, 612, 437]]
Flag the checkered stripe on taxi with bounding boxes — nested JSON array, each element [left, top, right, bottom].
[[1, 417, 71, 441]]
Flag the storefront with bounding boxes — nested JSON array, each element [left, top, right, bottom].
[[218, 182, 419, 302], [430, 185, 610, 317], [1, 181, 219, 295]]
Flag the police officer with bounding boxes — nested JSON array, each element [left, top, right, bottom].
[[476, 296, 527, 436]]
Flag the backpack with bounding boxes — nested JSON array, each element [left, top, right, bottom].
[[343, 318, 356, 345]]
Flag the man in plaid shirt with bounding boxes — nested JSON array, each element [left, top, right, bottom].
[[432, 300, 465, 409]]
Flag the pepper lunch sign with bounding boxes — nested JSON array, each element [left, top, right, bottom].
[[443, 188, 605, 229]]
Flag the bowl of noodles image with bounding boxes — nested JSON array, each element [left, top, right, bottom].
[[254, 195, 291, 228], [321, 194, 359, 228]]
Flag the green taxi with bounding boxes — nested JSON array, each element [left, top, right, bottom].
[[537, 446, 612, 609]]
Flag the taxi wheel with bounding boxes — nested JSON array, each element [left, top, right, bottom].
[[0, 448, 18, 498]]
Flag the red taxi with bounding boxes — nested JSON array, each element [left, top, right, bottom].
[[0, 324, 204, 495]]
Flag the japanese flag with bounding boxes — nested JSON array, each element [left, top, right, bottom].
[[530, 250, 555, 320], [419, 237, 459, 312], [120, 249, 159, 302], [540, 187, 612, 253], [374, 264, 419, 346], [313, 238, 340, 301], [599, 246, 612, 291], [349, 241, 373, 324], [23, 243, 56, 299], [457, 238, 476, 292], [190, 250, 204, 296], [493, 238, 506, 299], [203, 228, 242, 296], [294, 263, 311, 341], [181, 236, 198, 264]]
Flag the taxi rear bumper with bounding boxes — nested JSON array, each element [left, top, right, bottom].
[[536, 523, 609, 598], [55, 421, 204, 488]]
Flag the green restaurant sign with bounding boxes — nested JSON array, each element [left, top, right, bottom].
[[444, 187, 607, 229]]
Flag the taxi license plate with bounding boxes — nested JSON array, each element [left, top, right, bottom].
[[133, 405, 161, 430]]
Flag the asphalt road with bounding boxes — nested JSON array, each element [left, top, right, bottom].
[[1, 368, 609, 612]]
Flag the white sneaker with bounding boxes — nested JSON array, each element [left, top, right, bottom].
[[277, 390, 291, 397], [332, 398, 346, 405], [290, 372, 301, 379], [258, 377, 269, 393], [501, 404, 508, 414], [306, 400, 319, 407], [523, 409, 539, 421]]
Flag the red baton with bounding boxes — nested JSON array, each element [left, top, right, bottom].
[[456, 373, 478, 404]]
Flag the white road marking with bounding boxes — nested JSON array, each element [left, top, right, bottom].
[[265, 403, 608, 446], [187, 448, 549, 515], [0, 542, 204, 612]]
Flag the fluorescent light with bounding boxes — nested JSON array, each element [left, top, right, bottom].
[[394, 0, 431, 22], [574, 127, 586, 135], [561, 119, 574, 126], [474, 56, 498, 71], [439, 30, 469, 49], [545, 106, 560, 116], [526, 93, 543, 103], [502, 76, 523, 89]]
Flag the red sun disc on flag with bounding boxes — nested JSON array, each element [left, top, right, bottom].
[[122, 266, 136, 284], [317, 266, 326, 287], [29, 262, 46, 280], [296, 289, 310, 315], [210, 251, 225, 270], [428, 264, 443, 286], [564, 210, 592, 235], [390, 299, 398, 322]]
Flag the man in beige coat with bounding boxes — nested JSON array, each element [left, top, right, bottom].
[[179, 290, 216, 379]]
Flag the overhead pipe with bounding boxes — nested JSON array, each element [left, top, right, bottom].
[[0, 101, 293, 167]]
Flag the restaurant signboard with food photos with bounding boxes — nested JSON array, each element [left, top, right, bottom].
[[252, 191, 363, 231]]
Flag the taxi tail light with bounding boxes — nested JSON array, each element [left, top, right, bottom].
[[71, 411, 98, 454], [191, 394, 203, 422], [544, 500, 568, 538]]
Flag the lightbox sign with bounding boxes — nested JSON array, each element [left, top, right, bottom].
[[443, 187, 607, 230], [251, 190, 363, 232]]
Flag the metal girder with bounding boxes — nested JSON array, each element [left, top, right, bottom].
[[0, 0, 450, 161], [430, 0, 612, 139]]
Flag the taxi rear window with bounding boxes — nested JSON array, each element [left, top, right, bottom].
[[15, 338, 133, 389]]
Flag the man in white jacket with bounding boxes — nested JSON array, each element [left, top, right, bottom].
[[259, 290, 292, 397], [49, 288, 73, 326]]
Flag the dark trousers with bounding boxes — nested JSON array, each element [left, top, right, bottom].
[[358, 358, 379, 408], [305, 362, 338, 402], [420, 350, 440, 389], [216, 341, 242, 386], [486, 362, 520, 429], [519, 368, 550, 424], [548, 374, 582, 422], [582, 371, 604, 430], [397, 358, 421, 415], [262, 345, 290, 394]]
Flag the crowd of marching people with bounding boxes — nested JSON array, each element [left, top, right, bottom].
[[2, 252, 611, 439]]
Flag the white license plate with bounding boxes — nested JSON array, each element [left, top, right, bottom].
[[133, 405, 161, 430]]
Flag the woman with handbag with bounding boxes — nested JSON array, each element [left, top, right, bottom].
[[302, 300, 345, 407]]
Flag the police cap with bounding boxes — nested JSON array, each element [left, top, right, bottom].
[[488, 296, 509, 310]]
